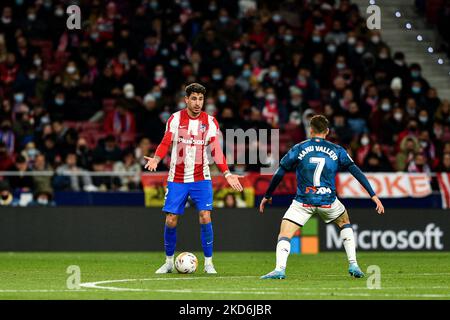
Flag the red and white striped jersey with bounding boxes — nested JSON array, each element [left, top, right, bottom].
[[155, 109, 229, 183]]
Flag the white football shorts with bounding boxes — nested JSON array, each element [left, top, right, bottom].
[[282, 198, 346, 226]]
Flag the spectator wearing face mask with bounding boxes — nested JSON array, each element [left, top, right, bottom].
[[62, 61, 81, 89], [20, 141, 40, 166], [75, 137, 93, 170], [380, 107, 405, 145], [0, 181, 16, 206], [369, 98, 391, 140], [121, 84, 142, 113], [407, 63, 430, 94], [261, 88, 280, 128], [48, 91, 67, 121], [356, 133, 371, 166], [366, 30, 387, 57], [262, 65, 284, 93], [417, 109, 432, 131], [216, 88, 233, 113]]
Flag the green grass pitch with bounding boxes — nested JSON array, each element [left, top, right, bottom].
[[0, 252, 449, 300]]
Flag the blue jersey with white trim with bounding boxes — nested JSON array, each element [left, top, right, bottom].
[[280, 137, 354, 206]]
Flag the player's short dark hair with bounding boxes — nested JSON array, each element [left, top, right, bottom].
[[185, 83, 206, 97], [310, 115, 329, 134]]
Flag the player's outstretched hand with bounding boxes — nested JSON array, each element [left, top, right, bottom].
[[144, 156, 158, 171], [259, 197, 272, 214], [226, 174, 244, 192], [371, 195, 385, 214]]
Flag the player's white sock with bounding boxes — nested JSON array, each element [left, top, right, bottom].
[[204, 257, 213, 266], [275, 237, 291, 272], [340, 225, 357, 265], [166, 255, 174, 265]]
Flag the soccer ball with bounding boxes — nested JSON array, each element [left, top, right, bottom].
[[175, 252, 198, 274]]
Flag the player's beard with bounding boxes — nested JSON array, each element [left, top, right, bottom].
[[188, 104, 202, 116]]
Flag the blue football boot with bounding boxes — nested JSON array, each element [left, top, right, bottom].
[[260, 269, 286, 279], [348, 263, 365, 278]]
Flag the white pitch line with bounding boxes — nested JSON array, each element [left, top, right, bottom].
[[77, 277, 450, 298], [79, 276, 256, 291], [0, 289, 92, 293], [321, 272, 450, 277], [239, 286, 450, 291]]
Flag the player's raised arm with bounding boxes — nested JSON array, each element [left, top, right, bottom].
[[144, 115, 174, 171], [338, 148, 385, 214], [259, 146, 298, 214], [209, 118, 243, 192]]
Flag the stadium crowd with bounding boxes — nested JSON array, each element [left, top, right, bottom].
[[0, 0, 449, 203]]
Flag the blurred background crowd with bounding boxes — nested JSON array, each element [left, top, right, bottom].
[[0, 0, 449, 203]]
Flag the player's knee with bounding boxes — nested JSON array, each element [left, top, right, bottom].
[[165, 214, 178, 227], [198, 211, 211, 224]]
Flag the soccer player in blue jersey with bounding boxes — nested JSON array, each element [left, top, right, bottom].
[[259, 115, 385, 279]]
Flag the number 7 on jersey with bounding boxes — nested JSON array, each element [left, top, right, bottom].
[[309, 157, 325, 187]]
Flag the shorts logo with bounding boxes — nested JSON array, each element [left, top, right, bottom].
[[305, 186, 332, 195]]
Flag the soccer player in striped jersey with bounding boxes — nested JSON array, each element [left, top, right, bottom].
[[259, 115, 385, 279], [144, 83, 243, 274]]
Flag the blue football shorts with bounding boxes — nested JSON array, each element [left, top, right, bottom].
[[162, 180, 213, 214]]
